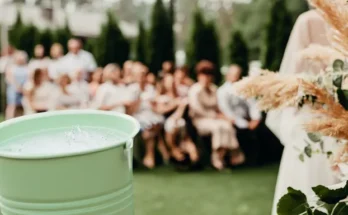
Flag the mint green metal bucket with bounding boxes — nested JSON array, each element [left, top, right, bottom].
[[0, 110, 140, 215]]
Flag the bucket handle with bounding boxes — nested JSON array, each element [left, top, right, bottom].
[[124, 139, 133, 171]]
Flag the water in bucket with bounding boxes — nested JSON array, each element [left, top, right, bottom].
[[0, 126, 127, 157], [0, 110, 139, 215]]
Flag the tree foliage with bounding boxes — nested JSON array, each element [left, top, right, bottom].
[[186, 10, 222, 84], [135, 21, 147, 64], [261, 0, 293, 71], [233, 0, 308, 60], [35, 29, 54, 57], [149, 0, 175, 74], [17, 24, 39, 58], [52, 20, 72, 54], [9, 11, 24, 49], [229, 30, 249, 77], [93, 11, 130, 67]]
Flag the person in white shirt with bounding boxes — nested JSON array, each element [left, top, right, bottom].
[[60, 38, 97, 80], [89, 67, 103, 99], [51, 74, 84, 110], [5, 51, 29, 119], [217, 64, 262, 166], [92, 64, 130, 113], [23, 68, 55, 114], [0, 46, 15, 74], [48, 43, 64, 81], [173, 66, 194, 98], [28, 44, 50, 75], [122, 60, 134, 86], [69, 69, 90, 108], [128, 63, 165, 169]]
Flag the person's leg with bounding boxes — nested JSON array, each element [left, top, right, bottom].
[[210, 122, 226, 170], [5, 88, 16, 120], [181, 135, 199, 163], [14, 105, 24, 118], [5, 104, 15, 120], [142, 128, 156, 169], [217, 121, 245, 166], [155, 125, 170, 164], [235, 127, 259, 166], [165, 117, 187, 161], [194, 118, 219, 169]]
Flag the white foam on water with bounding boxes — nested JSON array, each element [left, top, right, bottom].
[[0, 126, 127, 157]]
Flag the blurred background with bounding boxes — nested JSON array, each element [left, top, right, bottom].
[[0, 0, 309, 214]]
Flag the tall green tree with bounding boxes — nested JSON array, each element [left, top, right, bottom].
[[9, 11, 24, 48], [186, 10, 222, 84], [53, 20, 72, 54], [135, 21, 147, 64], [261, 0, 293, 71], [84, 38, 96, 54], [17, 24, 39, 58], [229, 30, 249, 77], [35, 29, 54, 57], [168, 0, 175, 64], [149, 0, 174, 74], [233, 0, 307, 60], [203, 21, 221, 84], [94, 11, 130, 67], [186, 10, 207, 78]]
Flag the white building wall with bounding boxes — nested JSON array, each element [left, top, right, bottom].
[[0, 4, 138, 38]]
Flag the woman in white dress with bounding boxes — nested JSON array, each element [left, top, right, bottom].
[[48, 43, 64, 82], [122, 60, 134, 86], [156, 74, 199, 165], [28, 44, 50, 75], [128, 63, 165, 169], [23, 68, 55, 114], [92, 64, 129, 113], [174, 66, 194, 98], [269, 10, 338, 215], [89, 68, 103, 100], [69, 69, 90, 108], [51, 74, 84, 110]]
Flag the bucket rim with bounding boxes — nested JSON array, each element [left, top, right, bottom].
[[0, 110, 140, 160]]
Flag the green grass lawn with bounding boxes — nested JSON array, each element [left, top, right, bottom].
[[134, 165, 278, 215]]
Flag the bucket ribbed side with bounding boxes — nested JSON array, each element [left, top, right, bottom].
[[0, 184, 133, 215]]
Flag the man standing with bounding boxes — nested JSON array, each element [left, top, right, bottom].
[[217, 64, 262, 166], [60, 38, 97, 80]]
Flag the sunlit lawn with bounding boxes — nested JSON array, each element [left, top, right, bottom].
[[134, 165, 278, 215]]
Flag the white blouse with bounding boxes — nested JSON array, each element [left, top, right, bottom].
[[22, 81, 56, 114], [92, 81, 129, 113]]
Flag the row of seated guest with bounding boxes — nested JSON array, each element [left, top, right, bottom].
[[4, 38, 97, 119], [2, 43, 263, 170]]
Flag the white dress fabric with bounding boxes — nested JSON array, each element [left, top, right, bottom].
[[68, 81, 90, 108], [28, 58, 50, 74], [59, 50, 97, 78], [269, 10, 338, 215], [91, 81, 129, 113], [0, 56, 14, 74], [176, 83, 190, 98], [156, 94, 186, 133], [22, 81, 56, 114], [48, 58, 64, 81], [128, 83, 164, 130], [51, 86, 84, 110], [217, 82, 261, 129]]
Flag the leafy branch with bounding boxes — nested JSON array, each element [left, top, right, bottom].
[[277, 182, 348, 215]]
